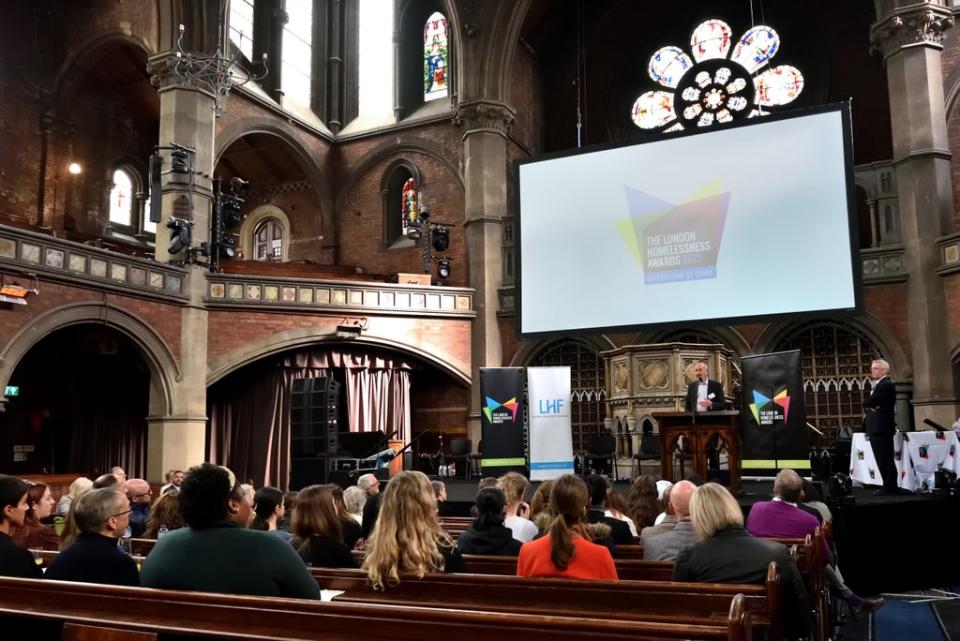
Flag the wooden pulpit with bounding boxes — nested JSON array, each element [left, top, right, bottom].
[[655, 410, 741, 493]]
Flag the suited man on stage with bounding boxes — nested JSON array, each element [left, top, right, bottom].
[[685, 362, 727, 412], [863, 359, 899, 494]]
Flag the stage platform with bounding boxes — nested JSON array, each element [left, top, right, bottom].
[[431, 477, 960, 594]]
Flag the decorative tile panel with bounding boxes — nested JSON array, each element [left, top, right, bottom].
[[20, 243, 40, 263], [0, 238, 14, 259], [90, 259, 108, 278], [44, 248, 63, 268], [110, 264, 127, 282], [68, 254, 86, 273]]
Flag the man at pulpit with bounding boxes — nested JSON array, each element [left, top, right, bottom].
[[685, 362, 727, 412]]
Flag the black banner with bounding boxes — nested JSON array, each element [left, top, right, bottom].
[[740, 350, 809, 475], [479, 367, 526, 475]]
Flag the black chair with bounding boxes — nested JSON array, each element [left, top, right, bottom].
[[584, 432, 617, 479], [447, 437, 472, 479], [467, 439, 483, 479], [633, 432, 661, 475]]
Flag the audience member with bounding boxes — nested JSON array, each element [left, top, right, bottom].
[[626, 474, 660, 530], [125, 479, 152, 538], [343, 486, 366, 526], [640, 485, 677, 541], [469, 477, 500, 517], [800, 479, 831, 524], [650, 480, 674, 525], [55, 477, 93, 518], [747, 469, 883, 617], [498, 472, 538, 543], [643, 480, 698, 560], [277, 491, 298, 532], [363, 471, 463, 589], [517, 474, 617, 580], [328, 485, 362, 549], [457, 488, 522, 556], [291, 485, 355, 568], [584, 475, 632, 545], [160, 469, 184, 495], [603, 488, 638, 537], [143, 491, 184, 539], [239, 484, 256, 527], [528, 479, 554, 523], [251, 486, 290, 542], [110, 467, 127, 484], [92, 474, 121, 491], [674, 483, 809, 640], [45, 488, 139, 586], [0, 475, 42, 579], [357, 473, 380, 496], [358, 473, 383, 540], [12, 481, 58, 550], [140, 463, 320, 599]]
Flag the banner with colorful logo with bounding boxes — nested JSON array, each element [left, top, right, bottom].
[[740, 350, 809, 475], [479, 367, 526, 476], [527, 366, 574, 481]]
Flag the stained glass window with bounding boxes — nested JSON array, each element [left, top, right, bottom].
[[632, 18, 803, 131], [229, 0, 255, 62], [254, 219, 284, 262], [281, 0, 313, 106], [109, 169, 134, 226], [423, 12, 449, 101]]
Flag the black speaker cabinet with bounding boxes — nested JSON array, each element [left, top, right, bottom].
[[290, 457, 328, 490], [291, 377, 341, 457]]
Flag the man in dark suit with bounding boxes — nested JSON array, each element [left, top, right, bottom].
[[863, 359, 899, 494], [685, 361, 727, 412]]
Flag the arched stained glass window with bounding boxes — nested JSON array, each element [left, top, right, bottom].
[[109, 169, 134, 227], [423, 12, 449, 101], [632, 19, 803, 132], [254, 218, 284, 262]]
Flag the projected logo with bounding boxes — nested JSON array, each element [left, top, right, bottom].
[[483, 396, 519, 425], [616, 180, 730, 285], [749, 388, 791, 426]]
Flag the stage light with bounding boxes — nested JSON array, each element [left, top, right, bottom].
[[67, 162, 82, 175], [431, 225, 449, 252], [437, 258, 451, 280], [167, 217, 192, 255]]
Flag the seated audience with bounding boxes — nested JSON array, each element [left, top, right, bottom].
[[517, 474, 617, 580], [528, 479, 554, 522], [328, 485, 362, 549], [343, 486, 366, 526], [251, 486, 290, 542], [160, 469, 184, 495], [498, 472, 538, 543], [143, 491, 184, 539], [291, 485, 355, 568], [12, 481, 58, 550], [603, 488, 638, 537], [747, 469, 883, 617], [125, 479, 152, 538], [0, 475, 42, 579], [626, 474, 660, 531], [469, 477, 500, 518], [277, 491, 299, 532], [643, 480, 697, 560], [640, 485, 677, 541], [110, 467, 127, 484], [651, 480, 674, 526], [55, 477, 93, 518], [92, 474, 121, 491], [363, 471, 463, 589], [358, 474, 382, 541], [674, 482, 809, 640], [239, 484, 256, 527], [140, 463, 320, 599], [457, 488, 522, 556], [585, 475, 632, 545], [801, 479, 831, 524], [45, 488, 139, 586], [433, 480, 456, 517]]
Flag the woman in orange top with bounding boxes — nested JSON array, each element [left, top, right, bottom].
[[516, 474, 617, 581]]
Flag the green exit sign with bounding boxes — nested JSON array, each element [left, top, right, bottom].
[[4, 386, 18, 397]]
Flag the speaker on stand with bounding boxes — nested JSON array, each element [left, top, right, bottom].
[[289, 377, 341, 489]]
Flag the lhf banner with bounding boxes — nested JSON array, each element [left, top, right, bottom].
[[479, 367, 527, 475], [740, 350, 809, 475], [527, 366, 574, 481]]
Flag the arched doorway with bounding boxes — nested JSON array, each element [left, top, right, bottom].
[[0, 325, 150, 476]]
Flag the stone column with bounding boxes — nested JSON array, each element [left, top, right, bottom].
[[871, 1, 959, 426], [454, 100, 516, 447], [143, 53, 218, 483]]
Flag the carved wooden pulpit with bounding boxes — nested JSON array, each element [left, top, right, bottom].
[[655, 410, 741, 493]]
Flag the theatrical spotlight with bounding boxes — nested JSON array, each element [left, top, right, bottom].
[[431, 225, 449, 252], [828, 472, 854, 506], [437, 257, 451, 280]]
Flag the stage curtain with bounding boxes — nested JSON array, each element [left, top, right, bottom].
[[207, 346, 413, 488], [68, 403, 147, 479]]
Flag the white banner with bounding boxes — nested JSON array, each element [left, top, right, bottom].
[[528, 366, 574, 481]]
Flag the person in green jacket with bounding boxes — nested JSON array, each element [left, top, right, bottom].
[[140, 463, 319, 600]]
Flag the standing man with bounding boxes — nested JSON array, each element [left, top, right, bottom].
[[864, 359, 898, 495], [685, 362, 727, 412]]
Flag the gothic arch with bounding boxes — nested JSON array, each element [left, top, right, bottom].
[[0, 302, 180, 416], [239, 205, 292, 261], [207, 328, 470, 387], [634, 326, 752, 358], [509, 334, 616, 367]]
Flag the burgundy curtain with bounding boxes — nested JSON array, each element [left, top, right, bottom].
[[68, 404, 147, 478], [207, 347, 413, 488]]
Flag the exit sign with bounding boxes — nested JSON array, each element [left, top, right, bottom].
[[4, 386, 18, 397]]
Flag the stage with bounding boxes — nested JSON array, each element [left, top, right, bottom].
[[433, 477, 960, 594]]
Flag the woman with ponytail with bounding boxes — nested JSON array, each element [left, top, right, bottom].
[[251, 487, 290, 542], [516, 474, 617, 580]]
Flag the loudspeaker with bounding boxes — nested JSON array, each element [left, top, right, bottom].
[[290, 457, 328, 490], [291, 377, 341, 457]]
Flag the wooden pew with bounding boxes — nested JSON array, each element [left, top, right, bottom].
[[460, 553, 676, 581], [0, 577, 752, 641], [310, 565, 780, 641]]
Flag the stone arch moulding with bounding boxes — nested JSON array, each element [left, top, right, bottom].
[[239, 205, 293, 262], [632, 327, 752, 359], [752, 313, 911, 380], [509, 335, 618, 367], [0, 302, 180, 416], [206, 328, 471, 387]]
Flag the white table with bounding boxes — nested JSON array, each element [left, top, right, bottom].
[[849, 431, 960, 491]]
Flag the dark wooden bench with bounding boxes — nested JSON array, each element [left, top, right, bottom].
[[0, 577, 752, 641]]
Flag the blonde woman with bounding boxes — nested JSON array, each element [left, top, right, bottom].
[[56, 477, 93, 517], [362, 471, 463, 590]]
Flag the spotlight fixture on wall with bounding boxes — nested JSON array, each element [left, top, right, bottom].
[[336, 317, 368, 339], [437, 257, 451, 280], [406, 204, 454, 281]]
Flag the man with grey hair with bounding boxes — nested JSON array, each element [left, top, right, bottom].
[[45, 488, 139, 586], [357, 473, 380, 495], [644, 480, 698, 560], [864, 358, 898, 495]]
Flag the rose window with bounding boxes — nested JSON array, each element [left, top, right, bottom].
[[631, 19, 804, 132]]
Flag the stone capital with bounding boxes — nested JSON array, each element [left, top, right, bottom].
[[147, 52, 219, 98], [870, 5, 954, 59], [452, 100, 516, 139]]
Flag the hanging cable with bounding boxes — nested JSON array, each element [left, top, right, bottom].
[[575, 0, 584, 148]]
